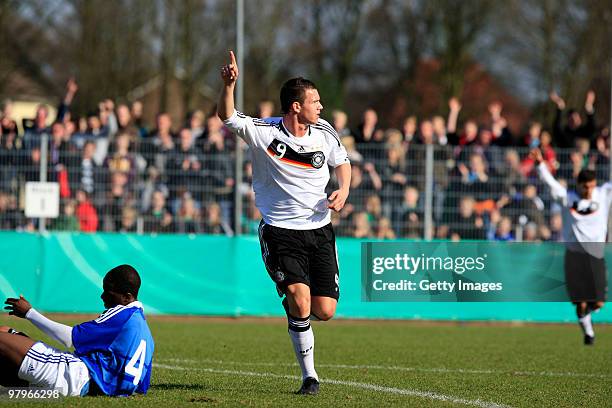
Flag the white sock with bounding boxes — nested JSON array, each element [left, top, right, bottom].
[[578, 313, 594, 337], [287, 315, 318, 381]]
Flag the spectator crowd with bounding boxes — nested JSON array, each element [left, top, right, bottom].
[[0, 79, 610, 241]]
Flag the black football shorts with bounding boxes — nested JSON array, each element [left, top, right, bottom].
[[564, 249, 608, 303], [258, 220, 340, 300]]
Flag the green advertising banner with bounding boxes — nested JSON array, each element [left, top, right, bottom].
[[362, 242, 610, 302], [0, 232, 610, 322]]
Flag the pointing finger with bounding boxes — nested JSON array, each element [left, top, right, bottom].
[[229, 50, 237, 65]]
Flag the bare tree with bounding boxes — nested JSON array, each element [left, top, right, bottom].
[[0, 0, 66, 98], [2, 0, 609, 129], [433, 0, 493, 100], [485, 0, 611, 125], [287, 0, 367, 110], [362, 0, 438, 114]]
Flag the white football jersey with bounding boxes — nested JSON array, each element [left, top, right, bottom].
[[538, 163, 612, 257], [224, 110, 349, 230]]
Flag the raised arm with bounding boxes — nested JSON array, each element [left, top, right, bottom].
[[4, 296, 73, 348], [550, 91, 566, 111], [583, 90, 596, 142], [363, 162, 383, 191], [549, 91, 567, 145], [529, 148, 567, 203], [584, 90, 595, 115], [447, 97, 461, 134], [64, 78, 78, 106], [56, 78, 79, 123], [216, 51, 263, 146], [217, 51, 239, 121]]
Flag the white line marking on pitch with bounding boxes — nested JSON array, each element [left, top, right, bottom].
[[159, 358, 611, 379], [154, 363, 512, 408]]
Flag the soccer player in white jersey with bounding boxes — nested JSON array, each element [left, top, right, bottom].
[[218, 51, 351, 394], [531, 148, 612, 345], [0, 265, 154, 396]]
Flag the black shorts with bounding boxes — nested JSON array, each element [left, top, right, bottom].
[[258, 221, 339, 300], [564, 249, 608, 302]]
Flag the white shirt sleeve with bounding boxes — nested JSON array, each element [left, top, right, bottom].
[[537, 162, 567, 204], [329, 142, 350, 168], [601, 182, 612, 210], [223, 110, 270, 148], [321, 120, 349, 168], [26, 308, 73, 348]]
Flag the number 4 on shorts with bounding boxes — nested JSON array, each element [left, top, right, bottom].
[[125, 340, 147, 385]]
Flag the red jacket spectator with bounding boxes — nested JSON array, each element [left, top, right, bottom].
[[75, 190, 98, 232]]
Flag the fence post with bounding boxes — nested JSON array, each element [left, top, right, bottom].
[[233, 0, 245, 236], [424, 144, 434, 240], [38, 133, 48, 234]]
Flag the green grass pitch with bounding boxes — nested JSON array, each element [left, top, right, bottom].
[[0, 315, 610, 407]]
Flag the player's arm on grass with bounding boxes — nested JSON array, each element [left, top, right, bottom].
[[530, 148, 567, 203], [4, 295, 73, 348]]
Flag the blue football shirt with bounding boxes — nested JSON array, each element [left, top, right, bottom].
[[72, 301, 154, 396]]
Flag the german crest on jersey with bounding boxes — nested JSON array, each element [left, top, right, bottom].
[[311, 152, 325, 168]]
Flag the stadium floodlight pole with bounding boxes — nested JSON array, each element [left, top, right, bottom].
[[39, 133, 48, 234], [424, 144, 434, 240], [233, 0, 245, 236]]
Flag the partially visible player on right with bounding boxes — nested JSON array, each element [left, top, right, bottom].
[[531, 148, 612, 345]]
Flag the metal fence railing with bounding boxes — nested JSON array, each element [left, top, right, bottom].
[[0, 132, 610, 241], [329, 142, 610, 241]]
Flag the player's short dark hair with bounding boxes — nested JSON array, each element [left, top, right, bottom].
[[577, 169, 596, 184], [105, 264, 141, 298], [280, 77, 317, 114]]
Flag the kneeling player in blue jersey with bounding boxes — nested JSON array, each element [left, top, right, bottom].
[[0, 264, 154, 397]]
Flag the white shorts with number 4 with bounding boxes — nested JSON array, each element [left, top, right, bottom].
[[18, 342, 91, 397]]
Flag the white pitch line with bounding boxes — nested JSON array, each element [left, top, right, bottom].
[[158, 358, 611, 379], [153, 362, 512, 408]]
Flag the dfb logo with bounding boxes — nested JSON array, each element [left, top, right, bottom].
[[311, 152, 325, 168]]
